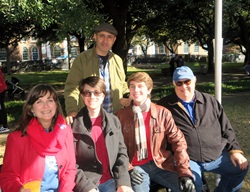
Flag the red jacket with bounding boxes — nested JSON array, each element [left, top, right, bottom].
[[0, 69, 7, 93], [0, 117, 76, 192]]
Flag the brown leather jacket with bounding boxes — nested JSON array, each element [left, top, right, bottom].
[[116, 102, 193, 178]]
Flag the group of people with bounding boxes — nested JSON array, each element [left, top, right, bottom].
[[0, 23, 248, 192]]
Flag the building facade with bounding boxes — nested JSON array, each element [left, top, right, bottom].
[[0, 38, 207, 64]]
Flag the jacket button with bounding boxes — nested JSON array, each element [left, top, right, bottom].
[[88, 146, 92, 149]]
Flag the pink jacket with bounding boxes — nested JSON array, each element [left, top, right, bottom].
[[0, 119, 76, 192], [0, 69, 7, 93]]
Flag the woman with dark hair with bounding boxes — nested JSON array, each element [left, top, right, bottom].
[[0, 84, 76, 192], [72, 76, 133, 192]]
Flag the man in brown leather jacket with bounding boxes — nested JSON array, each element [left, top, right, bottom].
[[116, 72, 195, 192]]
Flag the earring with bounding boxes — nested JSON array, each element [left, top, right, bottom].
[[33, 112, 36, 117]]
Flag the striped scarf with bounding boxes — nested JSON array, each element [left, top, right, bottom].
[[132, 98, 151, 161]]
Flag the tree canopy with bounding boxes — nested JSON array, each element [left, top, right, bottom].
[[1, 0, 250, 74]]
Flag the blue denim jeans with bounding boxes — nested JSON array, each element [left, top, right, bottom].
[[98, 178, 116, 192], [190, 149, 249, 192], [132, 160, 180, 192]]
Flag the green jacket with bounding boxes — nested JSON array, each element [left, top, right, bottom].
[[64, 47, 128, 115]]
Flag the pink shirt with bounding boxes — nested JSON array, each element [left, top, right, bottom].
[[91, 116, 112, 183]]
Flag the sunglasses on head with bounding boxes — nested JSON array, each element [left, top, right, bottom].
[[175, 80, 192, 87], [82, 90, 102, 97]]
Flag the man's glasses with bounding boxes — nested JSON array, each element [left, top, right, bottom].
[[82, 91, 103, 97], [175, 80, 192, 87]]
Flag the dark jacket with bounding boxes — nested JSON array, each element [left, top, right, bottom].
[[158, 90, 242, 162], [116, 102, 193, 178], [72, 107, 131, 192]]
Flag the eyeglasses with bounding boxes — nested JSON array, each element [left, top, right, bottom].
[[175, 80, 192, 87], [82, 91, 103, 97]]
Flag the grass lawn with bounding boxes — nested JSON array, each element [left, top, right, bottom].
[[1, 62, 250, 191]]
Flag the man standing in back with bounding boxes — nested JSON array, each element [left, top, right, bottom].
[[64, 23, 129, 124]]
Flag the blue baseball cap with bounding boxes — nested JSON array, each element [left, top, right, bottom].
[[173, 66, 195, 82]]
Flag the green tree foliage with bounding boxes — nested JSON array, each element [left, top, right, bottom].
[[140, 0, 216, 73], [34, 0, 106, 52], [131, 26, 154, 56], [2, 0, 250, 75], [223, 0, 250, 63], [0, 0, 41, 73], [0, 0, 105, 73], [82, 0, 181, 71]]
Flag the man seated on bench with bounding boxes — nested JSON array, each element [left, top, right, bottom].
[[158, 66, 249, 192], [116, 72, 195, 192]]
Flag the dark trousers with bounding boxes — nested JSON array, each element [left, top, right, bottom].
[[0, 91, 8, 127], [170, 66, 176, 77]]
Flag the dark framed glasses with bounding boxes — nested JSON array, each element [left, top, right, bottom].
[[175, 80, 192, 87], [82, 91, 103, 97]]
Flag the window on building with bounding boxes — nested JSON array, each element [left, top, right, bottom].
[[184, 42, 189, 54], [54, 46, 61, 58], [155, 46, 159, 54], [134, 45, 141, 55], [71, 47, 77, 58], [70, 36, 77, 42], [0, 48, 7, 61], [159, 45, 165, 54], [31, 37, 36, 41], [194, 43, 199, 53], [22, 47, 29, 61], [203, 44, 208, 52], [32, 47, 39, 60]]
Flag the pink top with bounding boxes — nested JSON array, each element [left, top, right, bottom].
[[91, 115, 112, 183]]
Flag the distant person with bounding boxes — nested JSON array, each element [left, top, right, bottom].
[[0, 64, 9, 133], [244, 61, 250, 76], [0, 84, 76, 191], [158, 66, 249, 192], [64, 22, 129, 124], [116, 72, 195, 192], [169, 55, 178, 77], [72, 76, 133, 192], [177, 56, 184, 67]]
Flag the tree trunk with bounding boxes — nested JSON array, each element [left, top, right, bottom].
[[67, 35, 71, 70], [78, 36, 86, 53], [112, 21, 130, 75]]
